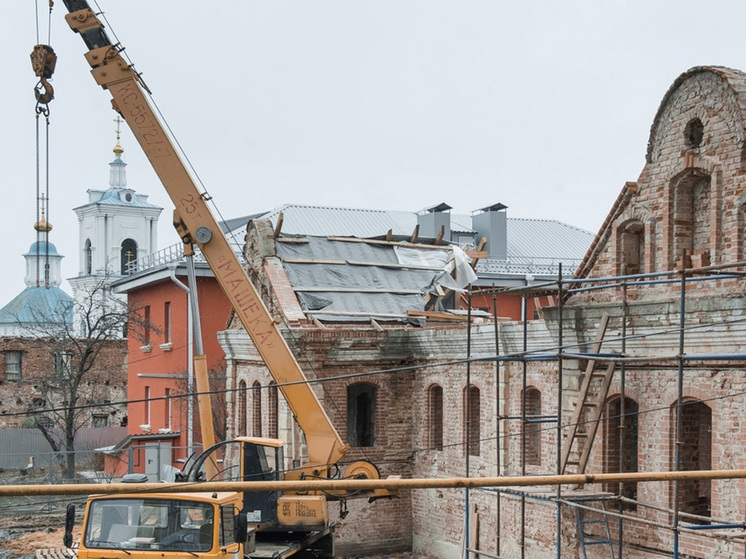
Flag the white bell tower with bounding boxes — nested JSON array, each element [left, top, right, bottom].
[[69, 125, 163, 332]]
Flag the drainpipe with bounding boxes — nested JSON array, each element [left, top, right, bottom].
[[167, 261, 195, 459]]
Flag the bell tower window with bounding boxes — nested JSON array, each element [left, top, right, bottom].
[[121, 238, 138, 274]]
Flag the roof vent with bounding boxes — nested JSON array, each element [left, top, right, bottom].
[[417, 202, 452, 240], [472, 203, 508, 260]]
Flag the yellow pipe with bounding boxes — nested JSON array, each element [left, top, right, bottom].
[[2, 469, 746, 497]]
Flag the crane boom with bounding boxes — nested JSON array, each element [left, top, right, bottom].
[[59, 2, 348, 474]]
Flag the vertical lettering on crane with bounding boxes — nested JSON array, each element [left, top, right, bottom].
[[216, 256, 276, 349], [110, 82, 170, 159]]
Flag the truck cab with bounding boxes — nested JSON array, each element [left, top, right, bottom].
[[73, 491, 250, 559]]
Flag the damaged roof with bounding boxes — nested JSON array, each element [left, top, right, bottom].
[[274, 235, 472, 323], [259, 203, 593, 281]]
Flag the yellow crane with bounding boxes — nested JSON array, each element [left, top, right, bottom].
[[35, 1, 391, 557]]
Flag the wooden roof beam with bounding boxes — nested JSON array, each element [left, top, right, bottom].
[[273, 212, 285, 238]]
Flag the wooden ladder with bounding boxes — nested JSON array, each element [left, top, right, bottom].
[[561, 313, 616, 475]]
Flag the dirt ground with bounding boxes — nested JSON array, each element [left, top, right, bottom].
[[1, 527, 74, 556], [0, 513, 433, 559]]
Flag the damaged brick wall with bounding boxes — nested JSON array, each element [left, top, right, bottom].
[[0, 337, 127, 430]]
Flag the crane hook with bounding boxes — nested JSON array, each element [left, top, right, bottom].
[[30, 44, 57, 106], [34, 79, 54, 106]]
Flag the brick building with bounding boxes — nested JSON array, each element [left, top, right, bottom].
[[110, 258, 233, 479], [220, 66, 746, 558], [483, 65, 746, 558], [220, 218, 498, 556]]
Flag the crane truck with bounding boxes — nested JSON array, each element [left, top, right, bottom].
[[41, 2, 392, 557]]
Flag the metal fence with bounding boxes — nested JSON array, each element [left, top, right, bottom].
[[0, 427, 127, 480]]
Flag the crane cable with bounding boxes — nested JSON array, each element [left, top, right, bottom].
[[32, 0, 56, 287]]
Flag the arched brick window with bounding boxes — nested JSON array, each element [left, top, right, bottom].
[[618, 220, 644, 276], [464, 385, 480, 457], [428, 384, 444, 450], [238, 380, 247, 437], [347, 383, 376, 447], [672, 400, 712, 521], [672, 171, 711, 266], [603, 396, 639, 508], [522, 387, 542, 466], [252, 381, 262, 438], [268, 382, 278, 439]]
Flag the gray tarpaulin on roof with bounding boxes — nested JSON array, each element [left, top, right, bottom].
[[276, 236, 463, 323]]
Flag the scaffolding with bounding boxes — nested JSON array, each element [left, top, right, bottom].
[[464, 257, 746, 559], [2, 257, 745, 558]]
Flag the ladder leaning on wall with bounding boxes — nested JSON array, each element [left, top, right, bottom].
[[561, 313, 617, 475]]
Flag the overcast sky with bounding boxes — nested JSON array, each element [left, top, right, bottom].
[[2, 0, 746, 300]]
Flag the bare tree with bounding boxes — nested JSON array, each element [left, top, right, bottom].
[[23, 278, 145, 480]]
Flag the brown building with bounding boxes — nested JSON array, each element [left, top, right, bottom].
[[220, 66, 746, 558]]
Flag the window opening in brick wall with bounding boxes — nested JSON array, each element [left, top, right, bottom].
[[672, 171, 711, 267], [143, 305, 151, 346], [603, 396, 639, 509], [619, 220, 644, 276], [238, 380, 247, 437], [164, 301, 171, 344], [685, 118, 704, 148], [92, 413, 108, 428], [522, 387, 542, 466], [464, 385, 480, 457], [121, 238, 138, 274], [268, 382, 278, 439], [252, 381, 262, 437], [164, 388, 172, 430], [673, 400, 712, 523], [347, 383, 376, 447], [5, 351, 21, 380], [428, 384, 444, 450], [145, 386, 151, 427]]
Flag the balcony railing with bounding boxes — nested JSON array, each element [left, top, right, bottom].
[[125, 240, 245, 275]]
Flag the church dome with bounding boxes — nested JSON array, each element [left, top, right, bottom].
[[25, 240, 62, 257]]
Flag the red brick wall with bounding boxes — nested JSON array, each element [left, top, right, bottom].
[[126, 274, 231, 464]]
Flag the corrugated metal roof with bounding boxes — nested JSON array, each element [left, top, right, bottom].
[[259, 205, 592, 279], [129, 205, 593, 295], [260, 204, 415, 237], [504, 218, 594, 260]]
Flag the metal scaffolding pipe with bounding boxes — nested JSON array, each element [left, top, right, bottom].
[[4, 468, 746, 497], [566, 273, 743, 295], [555, 264, 564, 559], [492, 293, 502, 557], [475, 259, 746, 298]]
